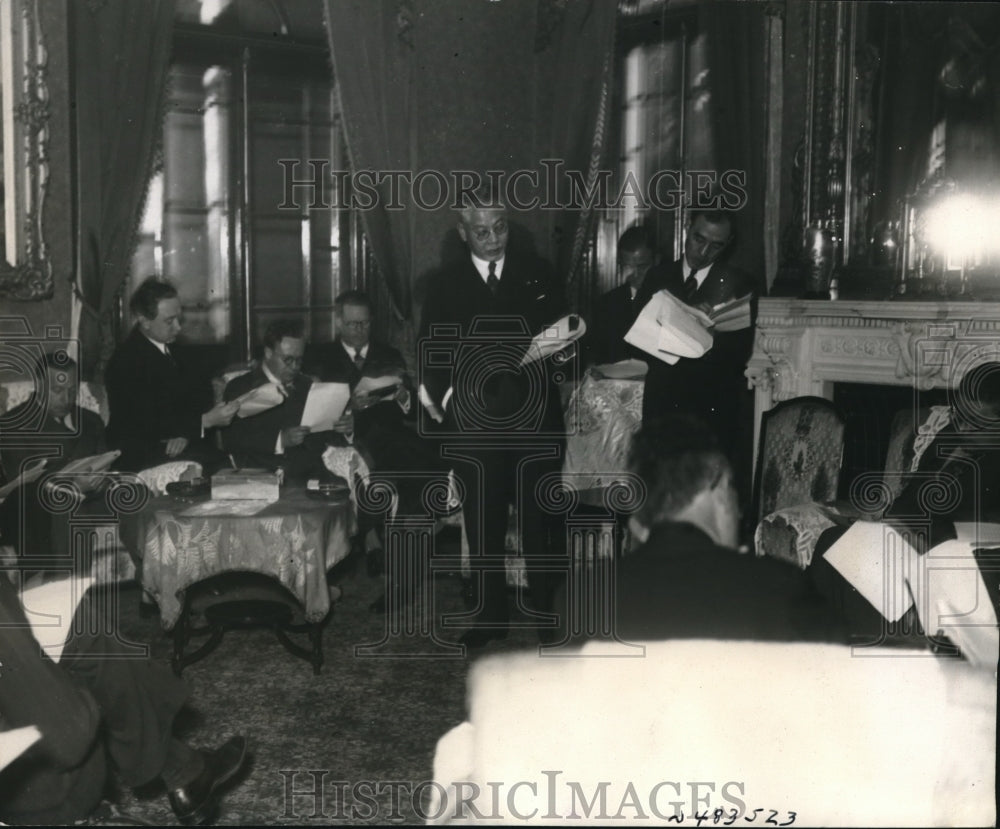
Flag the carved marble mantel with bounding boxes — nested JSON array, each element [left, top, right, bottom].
[[745, 298, 1000, 456]]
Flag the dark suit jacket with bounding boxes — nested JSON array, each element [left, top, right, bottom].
[[637, 259, 756, 430], [419, 251, 568, 438], [608, 522, 845, 643], [583, 283, 647, 366], [104, 327, 214, 472]]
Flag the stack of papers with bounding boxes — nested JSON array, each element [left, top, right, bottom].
[[353, 375, 404, 410], [520, 315, 586, 367], [624, 290, 713, 365], [234, 382, 284, 418]]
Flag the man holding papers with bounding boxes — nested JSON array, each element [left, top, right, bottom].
[[0, 576, 248, 824], [0, 353, 118, 564], [222, 319, 350, 481], [419, 182, 569, 648], [634, 210, 756, 453]]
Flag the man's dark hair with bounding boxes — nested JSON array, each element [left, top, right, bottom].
[[262, 319, 305, 351], [628, 415, 730, 528], [617, 225, 656, 257], [954, 361, 1000, 421], [129, 277, 179, 320], [688, 208, 734, 233], [333, 290, 373, 316]]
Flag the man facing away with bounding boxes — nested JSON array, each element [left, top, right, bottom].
[[557, 415, 845, 644], [221, 318, 351, 481], [584, 224, 657, 367], [419, 182, 569, 648], [105, 278, 238, 473]]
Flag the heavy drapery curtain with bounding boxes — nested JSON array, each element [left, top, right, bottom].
[[325, 0, 616, 329], [701, 0, 767, 292], [73, 0, 175, 380]]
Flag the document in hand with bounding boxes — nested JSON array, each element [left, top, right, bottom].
[[624, 289, 713, 364], [300, 382, 351, 432], [353, 375, 403, 410], [235, 382, 285, 418], [519, 314, 586, 367], [0, 725, 41, 771], [707, 293, 752, 332], [59, 450, 121, 475], [20, 574, 96, 663], [912, 538, 999, 670], [822, 520, 920, 622]]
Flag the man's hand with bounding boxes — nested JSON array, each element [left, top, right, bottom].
[[202, 400, 240, 429], [280, 425, 311, 448], [333, 412, 354, 435], [165, 437, 189, 457]]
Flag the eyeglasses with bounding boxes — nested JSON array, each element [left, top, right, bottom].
[[470, 220, 508, 243], [342, 320, 371, 330], [277, 354, 303, 367]]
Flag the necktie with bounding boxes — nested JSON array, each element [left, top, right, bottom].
[[683, 271, 699, 301], [353, 351, 365, 372], [487, 261, 499, 296]]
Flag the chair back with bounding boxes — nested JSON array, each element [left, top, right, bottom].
[[754, 395, 845, 522]]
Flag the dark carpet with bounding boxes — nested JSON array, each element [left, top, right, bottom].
[[105, 534, 549, 826]]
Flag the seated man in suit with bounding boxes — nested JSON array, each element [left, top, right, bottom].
[[313, 291, 447, 609], [556, 415, 845, 644], [636, 210, 755, 454], [105, 278, 238, 473], [0, 353, 113, 563], [584, 225, 657, 367], [0, 576, 248, 825], [222, 318, 351, 481]]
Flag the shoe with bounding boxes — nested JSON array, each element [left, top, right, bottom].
[[458, 626, 509, 651], [168, 736, 248, 825]]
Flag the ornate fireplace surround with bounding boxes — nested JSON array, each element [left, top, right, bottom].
[[745, 298, 1000, 457]]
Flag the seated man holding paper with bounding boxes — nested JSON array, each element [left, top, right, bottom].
[[808, 361, 1000, 649], [0, 575, 248, 824], [222, 318, 351, 481], [632, 209, 755, 456], [106, 278, 238, 473], [0, 353, 122, 564]]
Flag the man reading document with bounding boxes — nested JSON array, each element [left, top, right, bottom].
[[222, 319, 349, 481]]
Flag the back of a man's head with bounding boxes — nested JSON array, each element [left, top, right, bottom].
[[628, 415, 730, 531]]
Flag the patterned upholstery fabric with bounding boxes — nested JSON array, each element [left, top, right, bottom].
[[756, 405, 953, 570], [757, 397, 845, 521], [0, 380, 108, 424]]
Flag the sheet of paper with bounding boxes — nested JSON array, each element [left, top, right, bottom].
[[235, 382, 284, 418], [0, 725, 41, 771], [912, 539, 999, 670], [59, 450, 120, 475], [589, 359, 648, 380], [624, 301, 679, 365], [179, 499, 272, 517], [952, 521, 1000, 547], [20, 575, 95, 663], [520, 315, 586, 366], [300, 382, 351, 431], [822, 520, 919, 622], [0, 457, 47, 499]]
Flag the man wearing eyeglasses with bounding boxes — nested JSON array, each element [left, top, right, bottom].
[[636, 209, 756, 456], [419, 183, 569, 649], [222, 318, 350, 480]]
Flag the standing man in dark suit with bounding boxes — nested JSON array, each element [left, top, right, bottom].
[[221, 318, 351, 481], [584, 225, 657, 367], [105, 278, 238, 473], [419, 184, 569, 648], [637, 209, 756, 458]]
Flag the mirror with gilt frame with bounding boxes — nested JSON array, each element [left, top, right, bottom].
[[0, 0, 51, 301]]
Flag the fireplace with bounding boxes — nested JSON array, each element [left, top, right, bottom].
[[745, 298, 1000, 465]]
